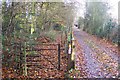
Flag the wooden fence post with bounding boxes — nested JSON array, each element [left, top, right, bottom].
[[20, 53, 23, 75], [24, 42, 27, 76], [68, 43, 71, 70], [58, 44, 60, 70], [67, 32, 72, 70]]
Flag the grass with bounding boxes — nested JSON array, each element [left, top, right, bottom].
[[45, 30, 57, 41]]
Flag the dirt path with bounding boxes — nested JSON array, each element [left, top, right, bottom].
[[73, 27, 118, 78]]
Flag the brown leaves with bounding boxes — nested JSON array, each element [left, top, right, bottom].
[[26, 45, 67, 78], [26, 36, 67, 78], [73, 29, 118, 78], [37, 36, 51, 43], [2, 34, 67, 79], [68, 39, 87, 78], [2, 68, 17, 78]]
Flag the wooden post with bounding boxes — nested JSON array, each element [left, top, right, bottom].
[[67, 32, 73, 70], [71, 32, 74, 69], [58, 44, 60, 70], [24, 42, 27, 76], [68, 44, 71, 70], [19, 43, 23, 75]]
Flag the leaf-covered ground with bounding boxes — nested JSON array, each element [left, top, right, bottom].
[[72, 27, 118, 78], [2, 34, 67, 79], [2, 28, 119, 79], [68, 39, 88, 78]]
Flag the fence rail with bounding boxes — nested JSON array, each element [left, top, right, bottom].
[[7, 42, 65, 76]]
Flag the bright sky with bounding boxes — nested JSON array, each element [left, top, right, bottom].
[[108, 0, 119, 19]]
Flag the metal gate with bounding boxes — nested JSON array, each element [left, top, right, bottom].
[[23, 43, 63, 76]]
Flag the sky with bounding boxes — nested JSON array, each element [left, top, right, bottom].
[[108, 0, 119, 19]]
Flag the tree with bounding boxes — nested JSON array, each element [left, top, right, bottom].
[[78, 17, 84, 29], [84, 2, 109, 35]]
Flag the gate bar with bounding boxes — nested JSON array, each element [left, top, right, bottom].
[[58, 44, 60, 70]]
